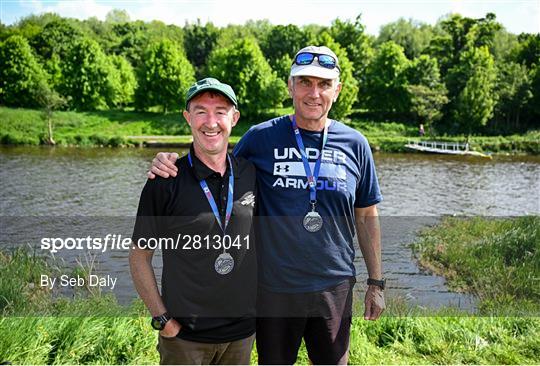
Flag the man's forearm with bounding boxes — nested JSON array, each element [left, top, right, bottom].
[[354, 206, 382, 279], [129, 247, 167, 316]]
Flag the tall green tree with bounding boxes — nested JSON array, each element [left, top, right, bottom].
[[406, 55, 448, 128], [524, 64, 540, 127], [448, 46, 497, 136], [261, 24, 309, 80], [513, 33, 540, 68], [364, 41, 410, 114], [329, 15, 373, 106], [83, 16, 118, 54], [0, 35, 48, 107], [110, 20, 147, 66], [135, 39, 195, 113], [31, 18, 83, 60], [35, 81, 67, 145], [108, 55, 137, 108], [313, 32, 358, 121], [58, 38, 115, 110], [146, 20, 184, 45], [428, 13, 501, 75], [492, 62, 533, 131], [377, 18, 434, 59], [491, 28, 518, 63], [243, 19, 273, 42], [183, 20, 220, 78], [0, 22, 9, 42], [9, 13, 62, 41], [207, 38, 287, 117]]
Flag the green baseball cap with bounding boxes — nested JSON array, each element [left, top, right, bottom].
[[185, 78, 238, 110]]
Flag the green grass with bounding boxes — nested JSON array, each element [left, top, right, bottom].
[[412, 216, 540, 315], [1, 107, 539, 153], [1, 313, 538, 364]]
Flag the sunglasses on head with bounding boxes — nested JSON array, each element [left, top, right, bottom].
[[293, 52, 341, 72]]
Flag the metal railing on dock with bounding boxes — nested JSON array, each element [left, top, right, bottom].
[[406, 140, 470, 151]]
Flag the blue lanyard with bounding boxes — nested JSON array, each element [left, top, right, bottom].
[[291, 116, 330, 204], [188, 153, 234, 234]]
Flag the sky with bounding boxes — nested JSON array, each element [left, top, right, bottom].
[[1, 0, 539, 35]]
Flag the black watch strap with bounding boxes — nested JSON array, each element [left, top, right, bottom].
[[151, 312, 172, 330], [367, 278, 386, 290]]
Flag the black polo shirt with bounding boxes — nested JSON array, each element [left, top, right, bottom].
[[132, 145, 257, 343]]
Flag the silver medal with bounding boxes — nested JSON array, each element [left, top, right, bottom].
[[303, 211, 323, 232], [215, 252, 234, 275]]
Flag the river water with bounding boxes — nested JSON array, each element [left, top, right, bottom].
[[1, 146, 539, 313]]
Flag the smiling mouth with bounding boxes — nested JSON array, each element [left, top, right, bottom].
[[304, 102, 321, 107], [202, 131, 221, 137]]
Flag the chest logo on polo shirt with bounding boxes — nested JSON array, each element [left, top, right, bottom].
[[272, 147, 348, 192], [240, 192, 255, 207]]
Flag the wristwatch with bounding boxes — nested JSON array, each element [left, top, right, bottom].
[[151, 312, 172, 330], [367, 278, 386, 290]]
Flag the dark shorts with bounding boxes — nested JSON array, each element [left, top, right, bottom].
[[256, 277, 355, 365]]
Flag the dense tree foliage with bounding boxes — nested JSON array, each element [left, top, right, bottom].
[[448, 47, 498, 136], [329, 15, 373, 107], [57, 38, 117, 110], [0, 10, 537, 133], [406, 55, 448, 128], [30, 19, 83, 60], [0, 35, 48, 107], [135, 39, 195, 113], [364, 41, 410, 114], [207, 38, 286, 116], [313, 32, 358, 120], [183, 20, 220, 78], [260, 24, 309, 80], [109, 55, 137, 108], [428, 13, 501, 75], [377, 18, 434, 59]]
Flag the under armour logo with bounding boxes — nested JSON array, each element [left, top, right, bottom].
[[275, 165, 290, 173]]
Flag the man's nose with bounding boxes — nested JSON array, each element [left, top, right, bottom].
[[204, 113, 219, 127], [307, 85, 321, 98]]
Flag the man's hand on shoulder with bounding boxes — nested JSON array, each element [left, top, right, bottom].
[[147, 152, 179, 179], [364, 286, 385, 321]]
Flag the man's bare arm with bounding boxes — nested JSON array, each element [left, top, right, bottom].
[[355, 205, 385, 321], [129, 246, 181, 336], [147, 152, 179, 179]]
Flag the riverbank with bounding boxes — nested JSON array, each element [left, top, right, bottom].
[[1, 107, 538, 154], [412, 216, 540, 315], [1, 214, 539, 364]]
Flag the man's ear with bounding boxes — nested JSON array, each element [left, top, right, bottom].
[[333, 82, 342, 102], [183, 110, 191, 127], [231, 109, 240, 128]]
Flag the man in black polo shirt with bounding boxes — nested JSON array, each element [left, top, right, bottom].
[[129, 78, 257, 365]]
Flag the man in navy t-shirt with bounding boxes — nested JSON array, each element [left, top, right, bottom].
[[148, 45, 385, 365]]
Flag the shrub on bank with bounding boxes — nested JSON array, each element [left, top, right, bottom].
[[412, 216, 540, 314]]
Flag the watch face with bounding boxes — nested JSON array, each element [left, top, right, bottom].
[[151, 318, 163, 330]]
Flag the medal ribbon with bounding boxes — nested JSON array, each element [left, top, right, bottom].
[[188, 153, 234, 234], [291, 115, 330, 205]]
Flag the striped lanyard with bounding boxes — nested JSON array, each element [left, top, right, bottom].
[[291, 115, 330, 204], [188, 153, 234, 234]]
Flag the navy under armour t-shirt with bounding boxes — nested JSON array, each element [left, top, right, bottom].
[[234, 115, 382, 293]]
